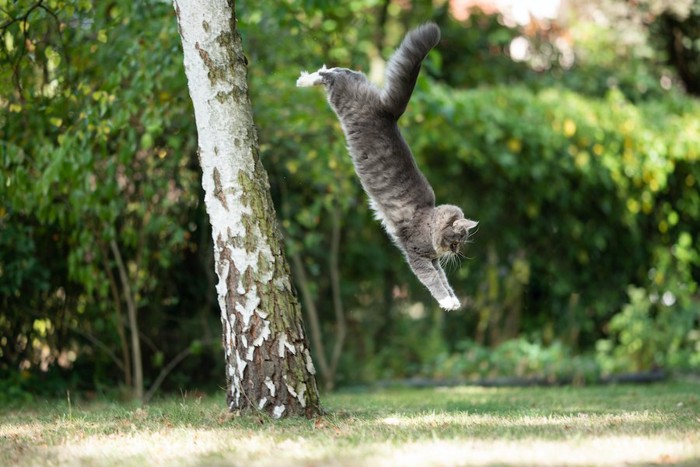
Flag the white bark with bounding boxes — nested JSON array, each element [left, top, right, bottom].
[[174, 0, 321, 417]]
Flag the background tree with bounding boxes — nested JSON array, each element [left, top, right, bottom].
[[173, 0, 322, 417]]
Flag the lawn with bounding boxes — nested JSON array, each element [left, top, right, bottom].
[[2, 380, 699, 466]]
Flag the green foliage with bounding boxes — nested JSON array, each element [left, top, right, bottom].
[[1, 0, 699, 396], [409, 80, 698, 310], [248, 34, 700, 380], [1, 0, 219, 395], [259, 31, 700, 381], [430, 338, 600, 383], [597, 241, 700, 373]]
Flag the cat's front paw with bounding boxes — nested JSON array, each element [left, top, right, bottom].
[[438, 296, 461, 311], [296, 65, 328, 87]]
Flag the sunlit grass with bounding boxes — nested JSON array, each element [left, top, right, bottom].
[[1, 380, 699, 466]]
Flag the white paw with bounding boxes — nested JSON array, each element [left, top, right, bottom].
[[438, 296, 461, 311], [296, 65, 328, 87]]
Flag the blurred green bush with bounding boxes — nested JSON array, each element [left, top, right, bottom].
[[256, 74, 700, 383]]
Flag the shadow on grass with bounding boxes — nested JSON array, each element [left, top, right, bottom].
[[1, 381, 699, 466]]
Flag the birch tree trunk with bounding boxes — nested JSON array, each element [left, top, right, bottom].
[[174, 0, 322, 418]]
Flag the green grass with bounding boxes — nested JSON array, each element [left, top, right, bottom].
[[2, 380, 699, 466]]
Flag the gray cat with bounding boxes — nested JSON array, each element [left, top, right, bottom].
[[296, 23, 477, 310]]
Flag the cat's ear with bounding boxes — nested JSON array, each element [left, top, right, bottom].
[[453, 219, 478, 235]]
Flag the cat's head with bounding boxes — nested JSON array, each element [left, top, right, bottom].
[[432, 205, 478, 256]]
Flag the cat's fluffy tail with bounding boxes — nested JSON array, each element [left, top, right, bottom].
[[381, 22, 440, 118]]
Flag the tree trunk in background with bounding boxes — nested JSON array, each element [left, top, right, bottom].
[[174, 0, 322, 418]]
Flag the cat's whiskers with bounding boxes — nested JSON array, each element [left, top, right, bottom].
[[459, 250, 473, 261], [439, 251, 462, 272], [454, 252, 464, 269], [466, 225, 480, 242], [453, 246, 473, 263], [438, 253, 447, 270]]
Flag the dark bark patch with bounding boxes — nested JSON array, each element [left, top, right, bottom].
[[248, 312, 268, 348], [215, 86, 246, 103], [243, 263, 255, 292], [215, 31, 235, 50], [174, 2, 182, 36], [257, 249, 273, 279], [195, 41, 229, 85], [240, 213, 258, 253], [216, 232, 240, 358], [195, 42, 210, 65], [212, 167, 228, 211], [215, 91, 230, 104]]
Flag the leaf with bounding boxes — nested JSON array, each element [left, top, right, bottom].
[[45, 46, 62, 69], [153, 352, 164, 367], [189, 340, 203, 355], [4, 31, 13, 53], [141, 133, 154, 149]]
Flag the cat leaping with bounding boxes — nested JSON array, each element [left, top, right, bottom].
[[297, 23, 478, 310]]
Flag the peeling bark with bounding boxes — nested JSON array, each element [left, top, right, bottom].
[[174, 0, 322, 418]]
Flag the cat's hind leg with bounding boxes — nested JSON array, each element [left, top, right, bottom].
[[296, 65, 329, 87]]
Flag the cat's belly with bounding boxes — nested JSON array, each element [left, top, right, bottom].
[[368, 198, 394, 235], [368, 197, 414, 240]]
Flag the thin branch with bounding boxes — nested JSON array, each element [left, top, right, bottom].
[[98, 239, 132, 388], [374, 0, 392, 53], [37, 2, 72, 84], [71, 326, 125, 372], [0, 0, 47, 99], [134, 211, 151, 284], [111, 238, 144, 401], [143, 338, 217, 403], [0, 0, 44, 31], [137, 328, 161, 354], [328, 206, 347, 385], [290, 250, 330, 383]]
